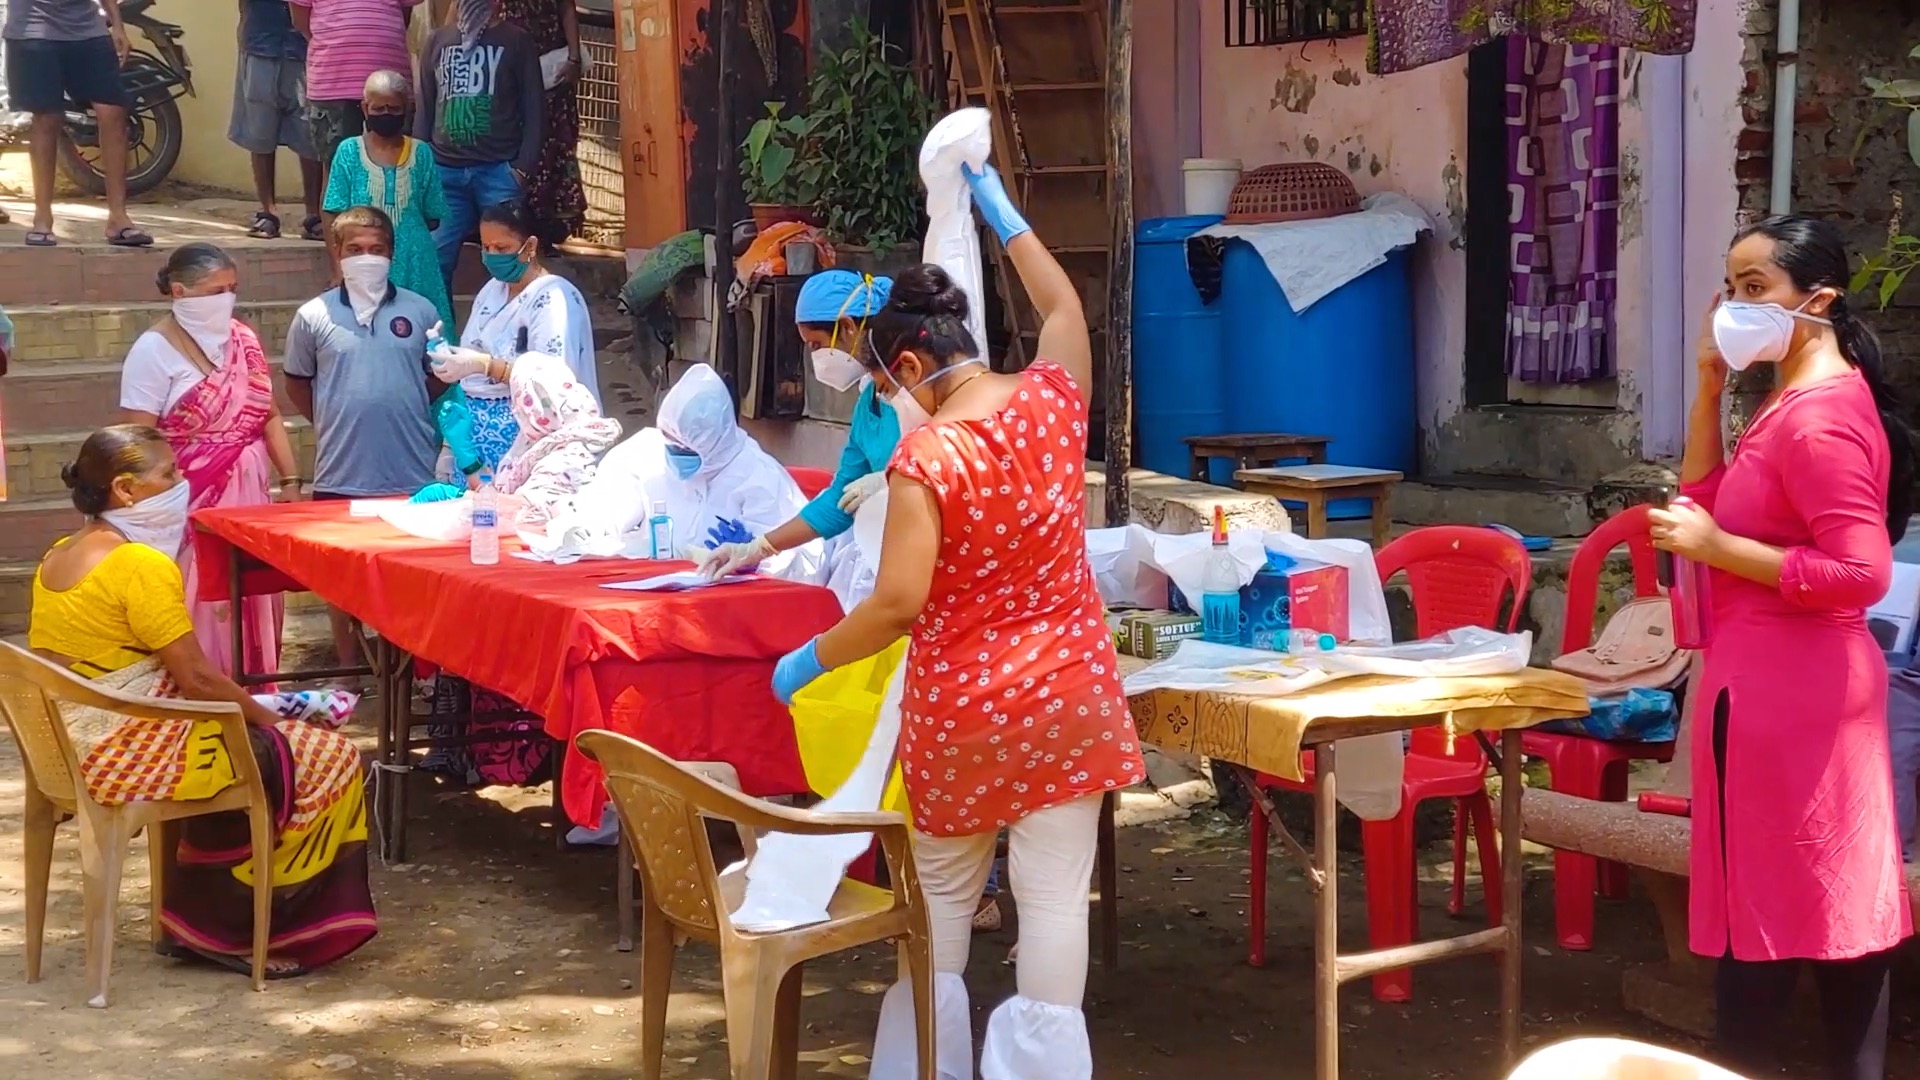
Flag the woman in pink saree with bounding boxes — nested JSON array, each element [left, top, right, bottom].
[[120, 243, 304, 679]]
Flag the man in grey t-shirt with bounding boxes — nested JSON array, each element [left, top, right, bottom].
[[284, 205, 442, 668], [4, 0, 151, 245]]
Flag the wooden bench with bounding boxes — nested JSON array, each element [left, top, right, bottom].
[[1236, 464, 1402, 547], [1184, 432, 1330, 482], [1523, 657, 1920, 1036]]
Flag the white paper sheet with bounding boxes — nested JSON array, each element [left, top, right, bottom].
[[599, 571, 758, 592]]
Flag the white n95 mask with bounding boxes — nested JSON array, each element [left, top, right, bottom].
[[1712, 297, 1830, 371], [811, 347, 865, 392]]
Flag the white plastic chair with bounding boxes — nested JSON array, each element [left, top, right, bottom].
[[1507, 1038, 1747, 1080]]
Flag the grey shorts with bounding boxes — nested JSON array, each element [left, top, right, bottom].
[[227, 52, 315, 159]]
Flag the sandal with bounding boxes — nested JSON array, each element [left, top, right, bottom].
[[301, 214, 325, 242], [157, 939, 309, 980], [247, 210, 281, 239], [24, 230, 56, 247], [106, 226, 154, 248], [972, 896, 1002, 933]]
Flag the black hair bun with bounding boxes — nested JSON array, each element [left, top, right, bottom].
[[60, 462, 79, 489], [890, 263, 970, 320]]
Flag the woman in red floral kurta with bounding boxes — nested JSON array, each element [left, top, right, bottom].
[[773, 163, 1139, 1080]]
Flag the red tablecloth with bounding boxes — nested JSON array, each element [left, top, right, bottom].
[[191, 503, 840, 822]]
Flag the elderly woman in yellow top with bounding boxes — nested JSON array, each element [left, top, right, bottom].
[[29, 425, 377, 979]]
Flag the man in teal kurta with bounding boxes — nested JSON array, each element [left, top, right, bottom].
[[699, 270, 900, 576]]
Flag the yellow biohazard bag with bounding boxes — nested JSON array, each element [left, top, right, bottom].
[[789, 638, 910, 815]]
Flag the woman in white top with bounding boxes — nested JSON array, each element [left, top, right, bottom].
[[425, 200, 599, 472], [118, 243, 303, 680]]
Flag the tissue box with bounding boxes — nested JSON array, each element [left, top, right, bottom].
[[1119, 610, 1203, 660], [1241, 559, 1350, 649]]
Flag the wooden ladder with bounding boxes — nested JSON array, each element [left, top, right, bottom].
[[940, 0, 1113, 387]]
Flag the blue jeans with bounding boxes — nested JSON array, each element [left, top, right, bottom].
[[432, 160, 522, 287]]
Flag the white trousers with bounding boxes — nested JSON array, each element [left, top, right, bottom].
[[869, 793, 1103, 1080]]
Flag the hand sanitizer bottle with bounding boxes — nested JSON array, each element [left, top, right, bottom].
[[648, 500, 673, 560], [1202, 506, 1243, 645]]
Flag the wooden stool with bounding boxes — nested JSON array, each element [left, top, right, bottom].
[[1236, 464, 1403, 546], [1184, 432, 1330, 482]]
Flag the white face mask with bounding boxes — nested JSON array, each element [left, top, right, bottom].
[[1711, 295, 1831, 371], [101, 479, 192, 559], [172, 292, 236, 361], [885, 357, 985, 435], [810, 347, 866, 393], [340, 255, 392, 327]]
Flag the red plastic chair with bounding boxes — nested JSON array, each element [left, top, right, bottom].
[[1519, 504, 1675, 951], [787, 466, 835, 499], [1247, 526, 1531, 1002]]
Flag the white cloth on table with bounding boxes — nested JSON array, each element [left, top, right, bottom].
[[1198, 192, 1432, 313]]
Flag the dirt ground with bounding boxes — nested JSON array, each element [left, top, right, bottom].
[[8, 721, 1918, 1080]]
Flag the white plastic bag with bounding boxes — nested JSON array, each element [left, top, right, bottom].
[[1259, 530, 1393, 646], [1088, 525, 1169, 609], [730, 652, 909, 931], [1142, 528, 1271, 605], [1321, 626, 1532, 679], [375, 491, 527, 543], [918, 108, 993, 355]]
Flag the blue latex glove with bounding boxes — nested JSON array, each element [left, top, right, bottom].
[[432, 386, 484, 476], [772, 637, 829, 706], [705, 516, 754, 550], [963, 162, 1032, 245], [410, 481, 467, 504]]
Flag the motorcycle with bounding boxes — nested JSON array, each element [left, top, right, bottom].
[[0, 0, 193, 197]]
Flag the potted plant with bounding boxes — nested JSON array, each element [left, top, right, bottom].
[[741, 102, 820, 230], [803, 21, 935, 254]]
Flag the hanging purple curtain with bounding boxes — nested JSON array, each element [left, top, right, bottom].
[[1504, 39, 1619, 385], [1368, 0, 1694, 76]]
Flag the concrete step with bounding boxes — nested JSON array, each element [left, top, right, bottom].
[[8, 299, 307, 371], [0, 237, 334, 305], [0, 497, 79, 563], [6, 420, 315, 504], [1426, 406, 1640, 487], [0, 559, 325, 636], [1389, 473, 1598, 538], [1, 356, 301, 436]]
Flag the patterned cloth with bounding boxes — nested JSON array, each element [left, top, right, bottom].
[[496, 351, 621, 529], [323, 136, 457, 334], [1503, 41, 1618, 385], [887, 363, 1145, 836], [1367, 0, 1695, 76], [502, 0, 586, 246]]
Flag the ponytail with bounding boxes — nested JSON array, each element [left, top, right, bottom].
[[1829, 294, 1915, 541]]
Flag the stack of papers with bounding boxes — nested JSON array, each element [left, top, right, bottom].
[[600, 571, 760, 593]]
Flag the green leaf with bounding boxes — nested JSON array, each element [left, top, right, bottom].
[[1882, 267, 1909, 309], [761, 144, 794, 188], [1870, 78, 1920, 100], [1909, 109, 1920, 169], [1909, 43, 1920, 58]]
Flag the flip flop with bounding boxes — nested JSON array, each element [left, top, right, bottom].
[[301, 215, 325, 242], [247, 210, 281, 239], [24, 230, 57, 247], [106, 226, 154, 248], [1489, 523, 1552, 552], [157, 939, 308, 980]]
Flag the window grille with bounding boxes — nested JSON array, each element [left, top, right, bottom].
[[1224, 0, 1366, 48]]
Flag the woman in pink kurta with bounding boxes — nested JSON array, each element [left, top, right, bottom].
[[1652, 216, 1913, 1080]]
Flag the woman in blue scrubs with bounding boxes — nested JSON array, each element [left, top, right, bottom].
[[700, 270, 902, 576]]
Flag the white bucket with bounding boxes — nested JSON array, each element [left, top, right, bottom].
[[1182, 158, 1243, 217]]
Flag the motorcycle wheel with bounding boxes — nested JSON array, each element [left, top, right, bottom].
[[55, 59, 184, 198]]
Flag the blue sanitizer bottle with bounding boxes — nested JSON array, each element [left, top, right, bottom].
[[1201, 505, 1242, 645], [647, 500, 673, 559]]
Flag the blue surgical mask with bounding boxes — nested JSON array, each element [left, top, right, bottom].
[[482, 247, 531, 284], [666, 448, 701, 480]]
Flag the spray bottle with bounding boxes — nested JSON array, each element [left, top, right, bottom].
[[1202, 505, 1243, 645]]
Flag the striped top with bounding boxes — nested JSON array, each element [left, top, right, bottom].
[[292, 0, 419, 103]]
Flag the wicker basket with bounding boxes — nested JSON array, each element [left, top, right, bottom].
[[1223, 163, 1361, 225]]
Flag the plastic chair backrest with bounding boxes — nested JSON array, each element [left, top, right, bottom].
[[1562, 504, 1661, 654], [788, 466, 834, 499], [0, 642, 250, 809], [1376, 526, 1533, 640]]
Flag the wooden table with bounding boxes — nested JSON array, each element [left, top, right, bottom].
[[1185, 432, 1330, 481], [1124, 657, 1589, 1080], [1236, 464, 1403, 546]]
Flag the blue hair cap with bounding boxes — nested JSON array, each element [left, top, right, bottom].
[[795, 269, 893, 324]]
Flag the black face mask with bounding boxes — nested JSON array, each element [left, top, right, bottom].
[[365, 112, 406, 138]]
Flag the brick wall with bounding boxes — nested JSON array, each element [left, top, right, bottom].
[[1731, 0, 1920, 428]]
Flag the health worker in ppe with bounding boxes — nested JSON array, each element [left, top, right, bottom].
[[699, 271, 901, 594]]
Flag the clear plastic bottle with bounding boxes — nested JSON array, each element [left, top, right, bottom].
[[1280, 629, 1337, 654], [425, 321, 448, 354], [647, 500, 673, 559], [470, 471, 499, 565], [1201, 505, 1242, 645]]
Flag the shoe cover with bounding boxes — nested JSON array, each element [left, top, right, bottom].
[[869, 972, 974, 1080], [978, 995, 1091, 1080]]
